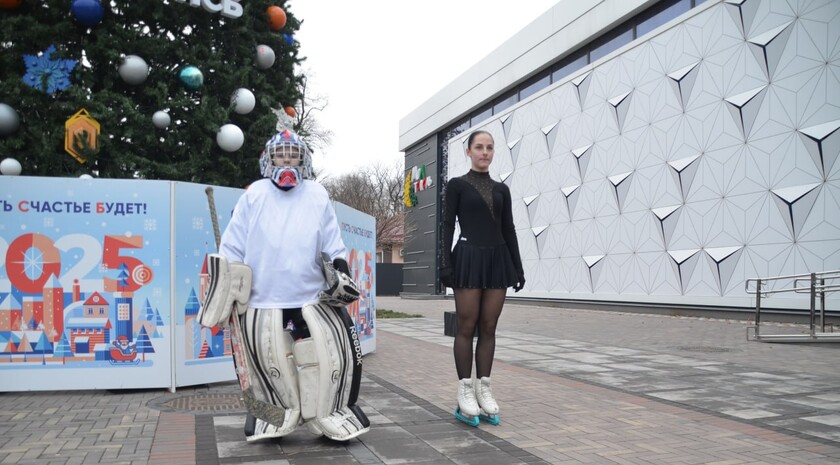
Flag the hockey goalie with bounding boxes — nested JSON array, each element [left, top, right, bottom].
[[197, 129, 370, 442]]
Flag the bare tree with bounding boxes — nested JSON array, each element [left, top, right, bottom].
[[292, 71, 333, 154], [322, 161, 406, 249]]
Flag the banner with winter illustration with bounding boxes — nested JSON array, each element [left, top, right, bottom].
[[333, 202, 376, 355], [172, 182, 242, 387], [0, 176, 172, 391]]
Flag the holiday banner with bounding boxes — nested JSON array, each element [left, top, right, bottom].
[[0, 177, 376, 391], [334, 202, 376, 355], [172, 182, 242, 387], [0, 176, 172, 391]]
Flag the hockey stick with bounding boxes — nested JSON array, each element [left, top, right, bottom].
[[204, 186, 288, 427]]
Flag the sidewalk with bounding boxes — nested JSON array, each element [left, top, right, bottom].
[[1, 297, 838, 464]]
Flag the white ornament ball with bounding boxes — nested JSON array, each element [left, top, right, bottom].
[[152, 111, 171, 129], [119, 55, 149, 85], [231, 88, 256, 115], [0, 103, 20, 136], [216, 124, 244, 152], [80, 174, 94, 179], [256, 45, 275, 69], [0, 158, 22, 176]]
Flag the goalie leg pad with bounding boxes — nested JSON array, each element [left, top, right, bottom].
[[295, 302, 370, 441], [240, 308, 301, 441], [198, 254, 252, 327]]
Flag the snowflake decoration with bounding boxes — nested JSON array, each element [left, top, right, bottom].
[[22, 45, 78, 95]]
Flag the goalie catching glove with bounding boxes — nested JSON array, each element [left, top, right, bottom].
[[198, 254, 252, 328], [318, 252, 360, 307]]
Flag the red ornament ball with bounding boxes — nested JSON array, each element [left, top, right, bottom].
[[284, 106, 296, 118], [0, 0, 23, 9], [267, 6, 287, 30]]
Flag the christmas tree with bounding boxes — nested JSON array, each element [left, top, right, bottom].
[[0, 1, 303, 187]]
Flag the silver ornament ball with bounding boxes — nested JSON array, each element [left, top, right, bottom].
[[0, 158, 22, 176], [152, 111, 171, 129], [119, 55, 149, 85], [256, 45, 276, 69], [0, 103, 20, 136], [231, 88, 256, 115], [216, 124, 244, 152]]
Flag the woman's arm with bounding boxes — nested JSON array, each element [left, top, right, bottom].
[[439, 179, 460, 283], [500, 184, 524, 290]]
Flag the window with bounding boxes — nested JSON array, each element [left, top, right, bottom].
[[470, 104, 493, 127], [520, 74, 551, 101], [589, 26, 633, 63], [636, 0, 690, 38], [551, 51, 588, 84], [492, 90, 518, 115]]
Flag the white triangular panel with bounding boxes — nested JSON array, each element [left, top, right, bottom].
[[501, 113, 514, 139], [561, 184, 580, 219], [523, 194, 539, 206], [542, 121, 559, 154], [668, 154, 701, 201], [583, 254, 605, 268], [532, 225, 548, 237], [798, 120, 840, 179], [583, 254, 606, 292], [572, 144, 593, 179], [747, 21, 794, 79], [724, 85, 767, 139], [668, 249, 701, 294], [704, 246, 744, 295], [770, 183, 822, 240], [667, 61, 700, 110], [608, 171, 634, 212], [724, 0, 760, 38], [608, 90, 633, 132], [571, 71, 592, 109], [652, 205, 682, 247], [508, 138, 522, 167]]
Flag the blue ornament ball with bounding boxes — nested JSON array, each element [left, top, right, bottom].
[[178, 65, 204, 91], [71, 0, 104, 27], [282, 34, 294, 46]]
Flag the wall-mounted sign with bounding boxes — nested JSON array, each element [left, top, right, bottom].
[[173, 0, 243, 19]]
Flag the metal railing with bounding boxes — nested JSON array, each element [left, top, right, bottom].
[[745, 270, 839, 342]]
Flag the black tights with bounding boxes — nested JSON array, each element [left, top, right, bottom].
[[453, 288, 507, 380]]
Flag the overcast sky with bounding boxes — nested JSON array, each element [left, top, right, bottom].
[[288, 0, 559, 178]]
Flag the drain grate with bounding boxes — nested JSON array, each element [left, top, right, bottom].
[[162, 393, 245, 413], [675, 345, 733, 353]]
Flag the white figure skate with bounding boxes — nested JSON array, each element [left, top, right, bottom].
[[475, 376, 500, 425], [454, 378, 480, 427]]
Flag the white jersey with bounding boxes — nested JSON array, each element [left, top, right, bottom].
[[219, 178, 347, 308]]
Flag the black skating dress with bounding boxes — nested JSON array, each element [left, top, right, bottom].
[[440, 169, 523, 289]]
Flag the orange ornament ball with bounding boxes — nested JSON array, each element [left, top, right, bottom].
[[284, 106, 296, 118], [0, 0, 23, 9], [267, 6, 287, 30]]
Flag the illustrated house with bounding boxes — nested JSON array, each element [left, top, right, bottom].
[[83, 292, 108, 318], [66, 318, 110, 354]]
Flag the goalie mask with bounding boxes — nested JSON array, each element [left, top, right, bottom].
[[260, 129, 313, 191]]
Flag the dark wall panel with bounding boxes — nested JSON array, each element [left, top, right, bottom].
[[402, 134, 438, 295]]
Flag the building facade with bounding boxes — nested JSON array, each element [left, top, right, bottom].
[[399, 0, 840, 309]]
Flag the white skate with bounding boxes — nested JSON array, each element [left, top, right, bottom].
[[454, 378, 480, 427], [475, 376, 500, 425]]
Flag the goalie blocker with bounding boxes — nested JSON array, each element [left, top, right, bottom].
[[197, 254, 252, 328]]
